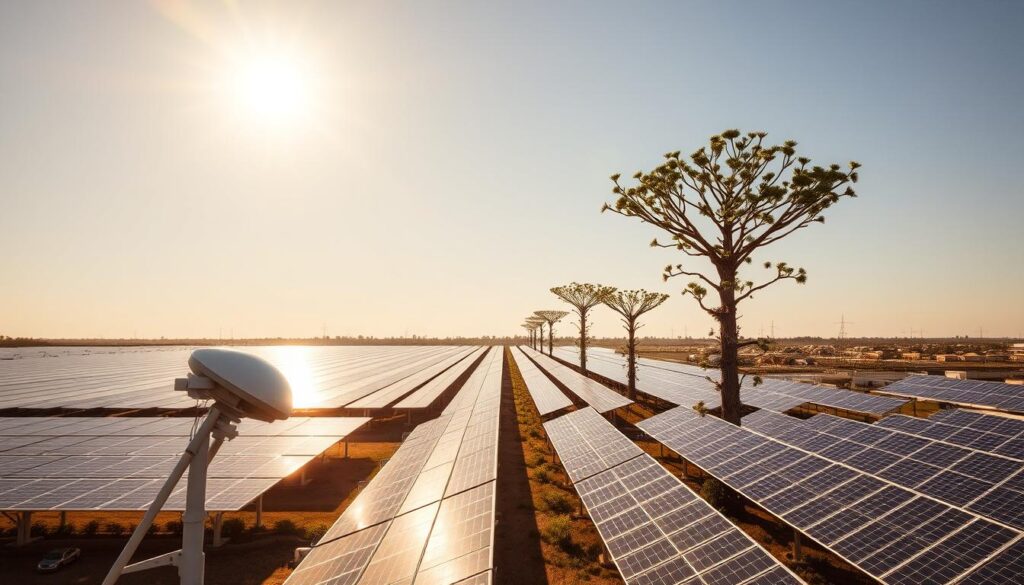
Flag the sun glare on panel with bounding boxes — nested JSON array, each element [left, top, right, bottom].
[[268, 346, 319, 408]]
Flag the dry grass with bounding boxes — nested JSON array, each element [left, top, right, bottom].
[[505, 348, 621, 585]]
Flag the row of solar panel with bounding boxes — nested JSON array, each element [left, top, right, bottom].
[[638, 408, 1022, 584], [555, 346, 906, 416], [0, 416, 369, 510], [541, 408, 803, 585], [880, 375, 1024, 413], [284, 347, 502, 585], [878, 411, 1024, 459], [743, 411, 1024, 530], [521, 347, 633, 413], [0, 345, 482, 411], [509, 347, 573, 416]]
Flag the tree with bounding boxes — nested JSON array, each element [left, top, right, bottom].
[[550, 283, 617, 372], [533, 310, 569, 356], [525, 317, 546, 350], [521, 323, 537, 347], [602, 289, 669, 400], [604, 130, 858, 424]]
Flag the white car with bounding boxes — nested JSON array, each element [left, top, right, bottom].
[[36, 547, 80, 573]]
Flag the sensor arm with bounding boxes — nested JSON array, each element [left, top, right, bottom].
[[101, 406, 224, 585]]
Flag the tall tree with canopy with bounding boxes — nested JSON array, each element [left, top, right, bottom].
[[533, 310, 568, 356], [602, 289, 669, 400], [550, 282, 616, 372], [525, 317, 546, 350], [604, 130, 858, 424]]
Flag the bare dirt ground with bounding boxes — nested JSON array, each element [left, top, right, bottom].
[[499, 348, 621, 585]]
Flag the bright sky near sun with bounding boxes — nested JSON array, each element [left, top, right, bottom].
[[1, 1, 1023, 340]]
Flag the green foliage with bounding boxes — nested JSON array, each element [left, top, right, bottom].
[[30, 522, 48, 537], [222, 517, 246, 538], [306, 523, 329, 543], [542, 515, 573, 548], [540, 487, 574, 514], [82, 520, 100, 536], [105, 522, 125, 535], [53, 522, 76, 536], [700, 477, 728, 510], [527, 452, 546, 468], [165, 520, 183, 535]]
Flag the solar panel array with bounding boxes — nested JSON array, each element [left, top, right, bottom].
[[393, 347, 487, 410], [638, 407, 1023, 584], [879, 375, 1024, 414], [543, 408, 804, 585], [744, 410, 1024, 531], [509, 347, 572, 416], [555, 346, 905, 416], [0, 416, 368, 511], [284, 347, 501, 585], [878, 409, 1024, 460], [0, 345, 485, 411], [523, 347, 632, 413]]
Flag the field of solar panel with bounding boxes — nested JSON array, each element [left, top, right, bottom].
[[2, 344, 1022, 584]]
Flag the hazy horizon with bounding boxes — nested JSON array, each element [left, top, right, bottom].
[[2, 1, 1023, 340]]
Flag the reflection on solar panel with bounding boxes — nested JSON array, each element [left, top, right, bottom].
[[553, 346, 905, 416], [744, 411, 1024, 529], [544, 408, 803, 584], [0, 345, 487, 411], [509, 347, 572, 416], [394, 348, 488, 410], [284, 347, 501, 585], [639, 407, 1023, 584], [522, 347, 632, 413], [0, 416, 368, 511], [878, 375, 1024, 414], [348, 347, 480, 408]]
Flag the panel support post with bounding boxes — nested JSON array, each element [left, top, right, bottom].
[[211, 512, 225, 548], [59, 511, 67, 530], [16, 511, 31, 546], [344, 440, 349, 459], [255, 495, 263, 529], [792, 529, 803, 562]]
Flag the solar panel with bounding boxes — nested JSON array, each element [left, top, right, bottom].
[[0, 416, 369, 511], [0, 345, 486, 411], [639, 406, 1024, 583], [522, 347, 632, 413], [285, 348, 502, 585], [879, 376, 1024, 415], [509, 347, 573, 416], [543, 408, 802, 585]]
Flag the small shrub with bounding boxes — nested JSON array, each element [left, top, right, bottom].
[[540, 488, 574, 514], [165, 520, 183, 535], [54, 523, 76, 536], [221, 517, 246, 538], [528, 427, 543, 439], [106, 522, 125, 536], [527, 453, 545, 468], [145, 523, 156, 535], [273, 519, 299, 535], [542, 515, 572, 548], [700, 477, 729, 510], [533, 468, 551, 484], [30, 522, 48, 537], [83, 520, 100, 536], [306, 523, 328, 544]]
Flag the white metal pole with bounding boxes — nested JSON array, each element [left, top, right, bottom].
[[102, 407, 222, 585], [180, 430, 210, 585]]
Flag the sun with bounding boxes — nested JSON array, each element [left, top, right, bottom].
[[228, 51, 312, 123]]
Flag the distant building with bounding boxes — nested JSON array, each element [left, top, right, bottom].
[[900, 352, 922, 360], [962, 353, 985, 362], [1010, 344, 1024, 362], [936, 354, 964, 362]]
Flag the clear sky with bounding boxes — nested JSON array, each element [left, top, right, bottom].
[[1, 1, 1022, 340]]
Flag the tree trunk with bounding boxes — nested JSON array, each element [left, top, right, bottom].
[[579, 308, 588, 372], [717, 278, 742, 425], [548, 322, 554, 356], [626, 320, 637, 400]]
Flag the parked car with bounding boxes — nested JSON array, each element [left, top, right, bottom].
[[36, 547, 80, 573]]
